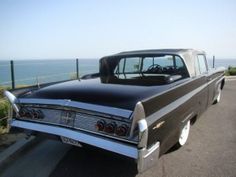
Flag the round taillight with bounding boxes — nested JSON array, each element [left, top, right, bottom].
[[19, 108, 27, 117], [116, 124, 128, 136], [32, 110, 39, 119], [25, 109, 33, 118], [95, 120, 106, 131], [32, 110, 44, 119], [37, 110, 44, 119], [104, 122, 116, 133], [20, 108, 33, 118]]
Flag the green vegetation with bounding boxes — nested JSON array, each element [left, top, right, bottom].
[[0, 100, 9, 127], [225, 66, 236, 76], [70, 72, 78, 80], [0, 87, 5, 98], [0, 86, 10, 130]]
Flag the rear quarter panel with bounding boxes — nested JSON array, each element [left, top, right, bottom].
[[142, 77, 208, 155], [207, 70, 225, 105]]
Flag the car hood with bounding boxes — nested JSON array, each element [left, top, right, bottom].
[[19, 76, 169, 110]]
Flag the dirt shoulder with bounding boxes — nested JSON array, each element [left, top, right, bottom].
[[0, 128, 25, 154]]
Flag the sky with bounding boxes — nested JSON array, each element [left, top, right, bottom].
[[0, 0, 236, 60]]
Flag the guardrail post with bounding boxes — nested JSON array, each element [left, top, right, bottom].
[[10, 60, 15, 89], [213, 55, 215, 68], [76, 58, 79, 79]]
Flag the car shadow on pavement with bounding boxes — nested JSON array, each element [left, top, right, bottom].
[[165, 144, 180, 154], [49, 145, 138, 177]]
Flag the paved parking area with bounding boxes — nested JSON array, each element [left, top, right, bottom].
[[50, 80, 236, 177], [1, 81, 236, 177]]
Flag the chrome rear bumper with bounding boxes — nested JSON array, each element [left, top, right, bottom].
[[10, 119, 137, 158], [10, 119, 160, 173]]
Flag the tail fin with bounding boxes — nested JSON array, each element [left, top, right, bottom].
[[4, 90, 20, 115]]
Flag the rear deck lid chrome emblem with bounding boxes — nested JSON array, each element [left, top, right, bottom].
[[60, 111, 75, 126]]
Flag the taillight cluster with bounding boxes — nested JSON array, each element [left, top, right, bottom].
[[19, 108, 44, 119], [95, 120, 129, 137]]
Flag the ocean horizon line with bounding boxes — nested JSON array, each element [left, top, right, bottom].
[[0, 58, 100, 61], [0, 57, 236, 61], [1, 58, 236, 87]]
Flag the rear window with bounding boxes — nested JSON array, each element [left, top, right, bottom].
[[142, 56, 174, 72], [114, 55, 188, 77]]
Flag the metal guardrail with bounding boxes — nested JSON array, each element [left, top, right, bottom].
[[0, 72, 76, 85], [0, 58, 80, 89]]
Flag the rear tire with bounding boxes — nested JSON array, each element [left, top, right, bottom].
[[213, 84, 221, 104], [176, 120, 191, 147]]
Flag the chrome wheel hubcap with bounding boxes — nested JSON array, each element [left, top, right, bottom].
[[179, 120, 190, 146]]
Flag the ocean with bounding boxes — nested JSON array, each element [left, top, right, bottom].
[[0, 59, 99, 87], [0, 58, 235, 88]]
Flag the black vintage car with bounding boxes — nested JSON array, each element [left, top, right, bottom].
[[5, 49, 225, 172]]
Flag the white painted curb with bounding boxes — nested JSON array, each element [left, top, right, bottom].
[[225, 76, 236, 81], [0, 136, 35, 165]]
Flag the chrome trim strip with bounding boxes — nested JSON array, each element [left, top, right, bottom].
[[10, 119, 138, 159], [4, 91, 19, 104], [213, 76, 225, 102], [147, 75, 223, 126], [215, 75, 225, 85], [4, 91, 20, 114], [143, 142, 159, 158], [73, 126, 138, 145], [130, 102, 145, 137], [19, 98, 132, 118], [138, 119, 148, 148], [182, 112, 194, 123], [137, 141, 160, 173], [18, 118, 137, 145]]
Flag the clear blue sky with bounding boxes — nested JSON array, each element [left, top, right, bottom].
[[0, 0, 235, 60]]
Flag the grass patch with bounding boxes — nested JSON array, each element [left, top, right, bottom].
[[0, 86, 10, 129], [0, 86, 11, 98], [0, 87, 5, 98], [70, 72, 78, 80], [0, 99, 9, 128], [227, 66, 236, 76]]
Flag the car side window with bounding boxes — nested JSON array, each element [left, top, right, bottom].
[[115, 57, 141, 73], [175, 56, 184, 68], [117, 58, 125, 73], [124, 57, 141, 73], [195, 55, 207, 75]]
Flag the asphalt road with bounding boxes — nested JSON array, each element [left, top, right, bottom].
[[0, 80, 236, 177]]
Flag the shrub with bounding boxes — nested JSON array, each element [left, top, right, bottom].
[[0, 86, 11, 99], [228, 66, 236, 76], [0, 87, 4, 98], [70, 72, 78, 80], [225, 70, 230, 76], [0, 99, 9, 127]]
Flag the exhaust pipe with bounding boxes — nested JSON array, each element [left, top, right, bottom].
[[4, 90, 20, 115]]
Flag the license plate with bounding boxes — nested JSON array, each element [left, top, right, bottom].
[[60, 136, 82, 147]]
